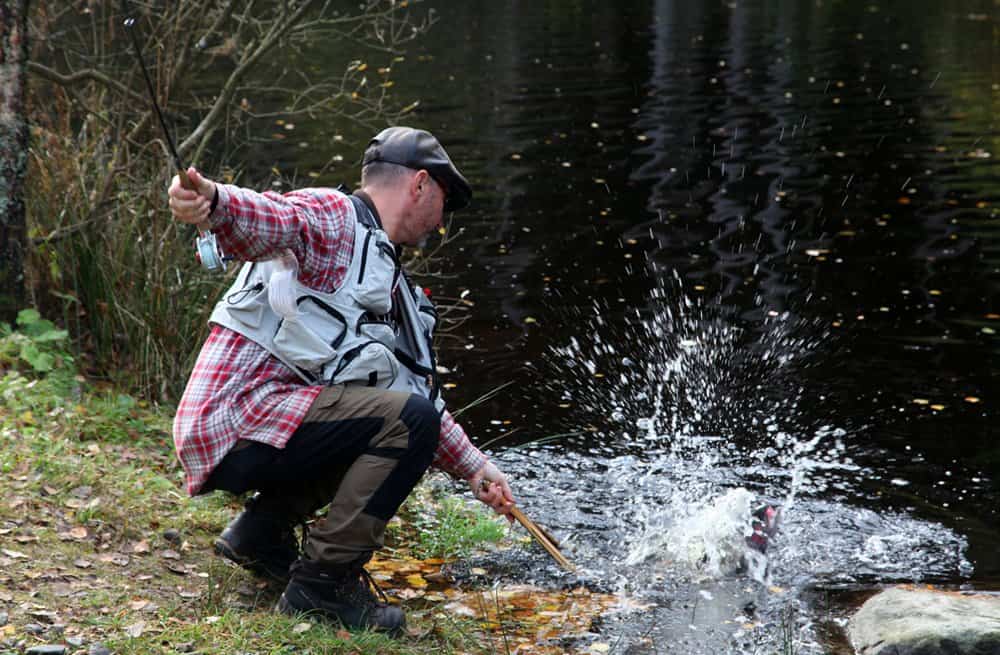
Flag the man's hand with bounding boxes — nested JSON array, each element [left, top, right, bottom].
[[168, 167, 217, 226], [468, 461, 515, 519]]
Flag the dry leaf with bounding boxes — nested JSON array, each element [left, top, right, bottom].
[[292, 622, 312, 634], [124, 621, 145, 638]]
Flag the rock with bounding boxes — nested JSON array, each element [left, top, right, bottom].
[[162, 529, 182, 545], [849, 586, 1000, 655], [23, 623, 46, 635], [89, 643, 111, 655], [25, 646, 68, 655], [0, 611, 6, 626]]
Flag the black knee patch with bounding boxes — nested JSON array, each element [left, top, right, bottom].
[[363, 395, 440, 521], [399, 395, 441, 453]]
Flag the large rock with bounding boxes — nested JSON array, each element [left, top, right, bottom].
[[848, 586, 1000, 655]]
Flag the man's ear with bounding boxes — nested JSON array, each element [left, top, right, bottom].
[[411, 169, 431, 198]]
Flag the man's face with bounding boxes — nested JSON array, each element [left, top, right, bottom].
[[404, 172, 447, 247]]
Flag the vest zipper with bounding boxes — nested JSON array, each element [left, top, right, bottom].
[[357, 230, 374, 285]]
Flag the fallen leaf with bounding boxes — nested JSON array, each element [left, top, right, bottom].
[[132, 540, 150, 554], [124, 621, 145, 638], [69, 527, 88, 540], [293, 622, 312, 634], [405, 574, 428, 588], [1, 549, 26, 559]]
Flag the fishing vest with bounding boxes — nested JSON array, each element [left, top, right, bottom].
[[208, 194, 443, 410]]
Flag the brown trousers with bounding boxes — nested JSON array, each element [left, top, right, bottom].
[[205, 385, 441, 564]]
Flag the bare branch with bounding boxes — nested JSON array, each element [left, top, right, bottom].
[[27, 60, 148, 105]]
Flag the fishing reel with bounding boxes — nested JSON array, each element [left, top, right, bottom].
[[195, 231, 225, 272]]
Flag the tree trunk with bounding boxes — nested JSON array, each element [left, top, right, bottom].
[[0, 0, 28, 322]]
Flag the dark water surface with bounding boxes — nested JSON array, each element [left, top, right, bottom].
[[243, 1, 998, 651]]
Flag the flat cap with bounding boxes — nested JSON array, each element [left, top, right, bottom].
[[362, 126, 472, 212]]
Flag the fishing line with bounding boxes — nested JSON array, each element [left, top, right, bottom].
[[121, 2, 225, 271]]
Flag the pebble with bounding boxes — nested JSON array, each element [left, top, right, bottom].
[[65, 636, 84, 647], [25, 646, 67, 655], [89, 643, 111, 655], [0, 611, 6, 626], [23, 623, 46, 635], [162, 529, 182, 545]]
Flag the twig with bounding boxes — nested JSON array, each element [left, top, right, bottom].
[[509, 506, 574, 572]]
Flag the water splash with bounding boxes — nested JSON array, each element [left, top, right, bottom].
[[512, 280, 972, 651]]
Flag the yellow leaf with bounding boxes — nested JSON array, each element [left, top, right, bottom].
[[405, 574, 428, 588]]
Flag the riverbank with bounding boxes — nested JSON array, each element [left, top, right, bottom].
[[0, 369, 618, 655]]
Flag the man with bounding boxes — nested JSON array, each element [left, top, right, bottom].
[[168, 126, 515, 635]]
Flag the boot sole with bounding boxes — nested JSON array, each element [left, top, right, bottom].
[[214, 537, 290, 584]]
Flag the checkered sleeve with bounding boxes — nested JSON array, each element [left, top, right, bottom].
[[433, 409, 487, 480], [207, 184, 353, 285]]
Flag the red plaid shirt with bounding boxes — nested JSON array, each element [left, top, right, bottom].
[[173, 184, 486, 495]]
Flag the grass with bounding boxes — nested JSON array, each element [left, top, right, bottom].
[[0, 345, 524, 655], [405, 489, 508, 560]]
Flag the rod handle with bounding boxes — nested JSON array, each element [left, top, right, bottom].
[[177, 167, 211, 234]]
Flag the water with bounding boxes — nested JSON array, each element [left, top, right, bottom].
[[231, 0, 999, 650], [471, 284, 973, 652]]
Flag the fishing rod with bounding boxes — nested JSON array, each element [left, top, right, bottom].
[[122, 2, 225, 272]]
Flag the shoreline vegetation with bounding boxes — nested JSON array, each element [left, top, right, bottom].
[[0, 310, 619, 655]]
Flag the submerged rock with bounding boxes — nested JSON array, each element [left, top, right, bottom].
[[848, 586, 1000, 655]]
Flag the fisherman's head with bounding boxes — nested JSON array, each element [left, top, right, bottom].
[[360, 126, 471, 247]]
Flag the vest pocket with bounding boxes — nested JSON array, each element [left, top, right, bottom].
[[331, 340, 398, 388], [225, 281, 267, 328], [272, 297, 347, 376], [357, 316, 396, 349], [354, 230, 399, 315]]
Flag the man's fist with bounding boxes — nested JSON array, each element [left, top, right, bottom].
[[168, 167, 216, 226]]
